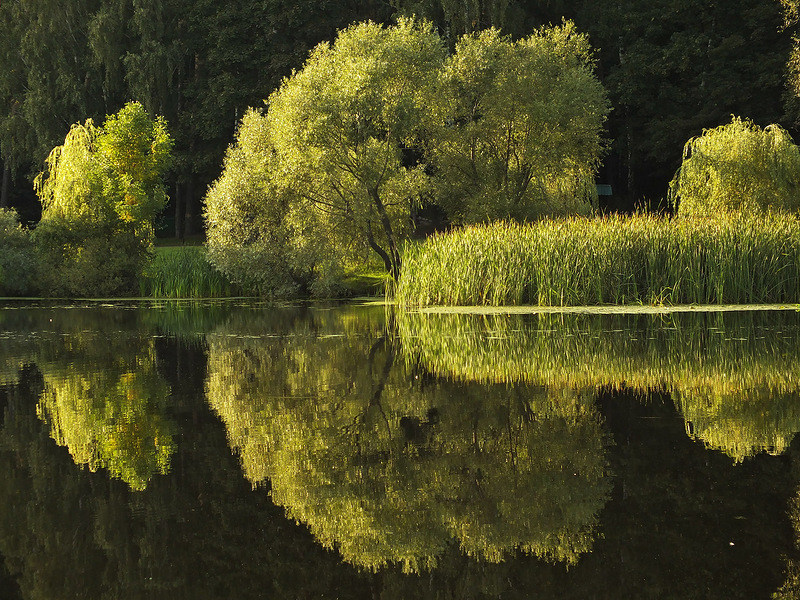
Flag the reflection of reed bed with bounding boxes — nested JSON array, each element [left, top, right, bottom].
[[396, 214, 800, 306], [397, 309, 800, 392], [398, 309, 800, 460]]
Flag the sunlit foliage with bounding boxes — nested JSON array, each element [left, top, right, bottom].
[[205, 308, 611, 572], [33, 102, 173, 296], [428, 22, 609, 223], [205, 19, 608, 290], [396, 213, 800, 306], [668, 116, 800, 217], [206, 19, 445, 289]]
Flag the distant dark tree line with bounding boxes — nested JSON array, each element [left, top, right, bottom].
[[0, 0, 797, 223]]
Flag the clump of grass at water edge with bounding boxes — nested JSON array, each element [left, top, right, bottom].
[[143, 246, 240, 298], [395, 213, 800, 306]]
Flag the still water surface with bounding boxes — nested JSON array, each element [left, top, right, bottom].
[[1, 300, 800, 599]]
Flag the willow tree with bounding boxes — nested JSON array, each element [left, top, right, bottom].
[[668, 116, 800, 217], [427, 21, 610, 223], [33, 102, 173, 296]]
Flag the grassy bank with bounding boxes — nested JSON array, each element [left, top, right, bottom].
[[396, 213, 800, 306]]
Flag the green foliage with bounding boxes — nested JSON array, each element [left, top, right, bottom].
[[32, 102, 173, 297], [428, 21, 609, 223], [668, 117, 800, 216], [206, 19, 608, 292], [396, 213, 800, 306], [204, 109, 343, 297], [144, 246, 239, 298], [0, 208, 35, 296]]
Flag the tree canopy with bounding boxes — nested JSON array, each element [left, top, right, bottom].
[[428, 21, 609, 223], [668, 116, 800, 216], [33, 102, 173, 296], [205, 18, 609, 290]]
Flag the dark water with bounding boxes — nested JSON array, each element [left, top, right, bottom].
[[1, 300, 800, 599]]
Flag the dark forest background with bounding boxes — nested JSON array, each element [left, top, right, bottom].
[[1, 0, 797, 235]]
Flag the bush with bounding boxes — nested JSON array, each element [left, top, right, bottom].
[[669, 116, 800, 217], [0, 208, 36, 296]]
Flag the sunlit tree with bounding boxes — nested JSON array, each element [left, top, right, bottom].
[[33, 102, 173, 296], [428, 21, 609, 223], [668, 116, 800, 217]]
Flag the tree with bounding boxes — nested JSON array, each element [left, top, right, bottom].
[[578, 0, 794, 205], [667, 116, 800, 217], [206, 18, 446, 286], [428, 21, 609, 223], [33, 102, 173, 296], [206, 19, 609, 289]]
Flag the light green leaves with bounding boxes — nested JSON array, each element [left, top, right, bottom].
[[205, 19, 609, 291], [669, 116, 800, 216], [32, 102, 173, 296], [428, 21, 610, 223]]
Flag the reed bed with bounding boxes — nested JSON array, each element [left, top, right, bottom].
[[396, 213, 800, 306], [144, 246, 240, 298]]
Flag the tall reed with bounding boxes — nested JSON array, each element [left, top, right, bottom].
[[396, 213, 800, 306], [144, 246, 240, 298]]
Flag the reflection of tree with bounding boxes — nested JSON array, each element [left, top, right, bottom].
[[206, 309, 612, 572], [674, 389, 800, 463], [0, 335, 375, 600], [37, 357, 173, 491], [2, 304, 177, 491], [398, 309, 800, 462]]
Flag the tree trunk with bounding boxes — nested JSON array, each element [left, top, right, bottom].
[[174, 181, 185, 240], [0, 162, 9, 209], [369, 189, 401, 280]]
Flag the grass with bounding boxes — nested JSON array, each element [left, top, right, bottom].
[[395, 212, 800, 306], [143, 246, 240, 298]]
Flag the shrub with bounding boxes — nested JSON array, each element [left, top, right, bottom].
[[0, 208, 36, 296]]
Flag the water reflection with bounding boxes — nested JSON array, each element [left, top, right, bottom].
[[2, 305, 176, 490], [398, 309, 800, 462], [206, 308, 612, 572], [0, 301, 799, 598]]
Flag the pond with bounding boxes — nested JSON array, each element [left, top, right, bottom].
[[1, 300, 800, 599]]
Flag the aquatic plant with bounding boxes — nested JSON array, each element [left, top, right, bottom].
[[144, 245, 239, 298], [396, 213, 800, 306]]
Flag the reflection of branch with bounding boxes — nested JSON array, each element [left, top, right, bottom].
[[367, 335, 396, 436]]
